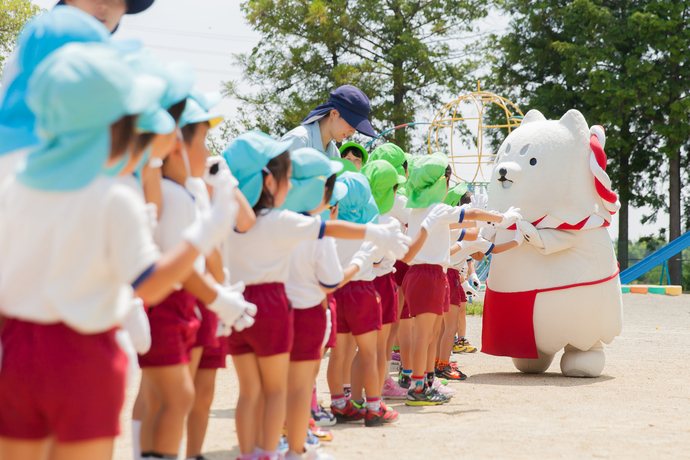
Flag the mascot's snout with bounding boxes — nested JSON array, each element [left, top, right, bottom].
[[496, 162, 522, 189]]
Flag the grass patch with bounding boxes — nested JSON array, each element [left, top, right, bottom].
[[466, 300, 483, 316]]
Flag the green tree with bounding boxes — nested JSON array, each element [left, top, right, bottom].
[[222, 0, 494, 152], [483, 0, 689, 273], [0, 0, 42, 78]]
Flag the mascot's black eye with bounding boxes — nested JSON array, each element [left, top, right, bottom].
[[530, 158, 537, 166]]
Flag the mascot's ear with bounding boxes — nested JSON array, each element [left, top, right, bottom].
[[559, 109, 589, 139], [520, 110, 547, 126]]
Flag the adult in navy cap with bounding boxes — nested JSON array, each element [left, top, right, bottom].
[[0, 0, 154, 183], [281, 85, 377, 159]]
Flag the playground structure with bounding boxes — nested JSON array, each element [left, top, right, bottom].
[[428, 81, 523, 184]]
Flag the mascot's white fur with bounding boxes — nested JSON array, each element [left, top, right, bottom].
[[483, 109, 623, 377]]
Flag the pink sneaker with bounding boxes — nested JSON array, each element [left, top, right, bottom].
[[433, 377, 457, 396], [382, 377, 408, 399], [391, 351, 401, 362]]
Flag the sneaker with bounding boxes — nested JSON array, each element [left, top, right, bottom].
[[306, 430, 321, 449], [405, 387, 445, 406], [397, 373, 411, 389], [260, 454, 286, 460], [432, 377, 457, 397], [351, 399, 365, 410], [391, 350, 401, 363], [343, 386, 351, 399], [364, 402, 399, 427], [456, 338, 477, 353], [311, 405, 336, 427], [285, 444, 334, 460], [330, 400, 365, 423], [278, 436, 289, 455], [382, 377, 408, 399], [451, 342, 465, 354], [435, 364, 467, 381], [309, 425, 333, 442]]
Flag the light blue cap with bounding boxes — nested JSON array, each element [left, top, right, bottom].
[[124, 49, 195, 109], [330, 180, 347, 205], [17, 42, 166, 191], [222, 131, 292, 207], [0, 6, 112, 155], [179, 98, 223, 129], [136, 107, 176, 134], [281, 147, 343, 213], [189, 87, 222, 112], [336, 171, 379, 224]]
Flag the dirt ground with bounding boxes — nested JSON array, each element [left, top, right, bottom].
[[114, 294, 690, 459]]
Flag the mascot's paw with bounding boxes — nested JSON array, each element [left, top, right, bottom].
[[518, 220, 544, 249], [560, 342, 605, 378], [512, 350, 555, 374]]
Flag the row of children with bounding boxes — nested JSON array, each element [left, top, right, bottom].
[[0, 3, 525, 460]]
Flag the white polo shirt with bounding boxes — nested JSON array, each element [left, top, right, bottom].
[[451, 237, 494, 269], [286, 237, 343, 309], [0, 176, 160, 333], [335, 239, 378, 282], [373, 215, 398, 277], [407, 202, 457, 271], [388, 194, 410, 233], [281, 122, 340, 159], [223, 209, 324, 285]]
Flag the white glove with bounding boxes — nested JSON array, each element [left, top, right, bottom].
[[374, 256, 396, 275], [121, 298, 151, 355], [479, 225, 497, 241], [459, 262, 469, 278], [183, 170, 239, 255], [222, 267, 231, 287], [145, 202, 158, 233], [322, 308, 332, 350], [203, 155, 233, 187], [216, 320, 231, 337], [421, 204, 463, 232], [208, 282, 258, 331], [469, 273, 481, 290], [513, 227, 525, 246], [185, 177, 211, 213], [470, 192, 488, 210], [461, 280, 479, 299], [233, 312, 256, 332], [476, 220, 499, 229], [518, 220, 544, 248], [364, 220, 412, 260], [115, 329, 139, 386], [349, 243, 377, 271], [500, 206, 522, 227]]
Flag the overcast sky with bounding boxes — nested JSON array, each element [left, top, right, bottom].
[[29, 0, 669, 242]]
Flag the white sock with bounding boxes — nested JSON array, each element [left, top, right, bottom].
[[177, 439, 185, 460], [132, 420, 142, 460]]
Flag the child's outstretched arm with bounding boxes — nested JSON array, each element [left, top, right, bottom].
[[322, 219, 411, 260], [234, 188, 256, 233]]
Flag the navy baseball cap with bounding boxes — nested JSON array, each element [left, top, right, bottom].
[[56, 0, 155, 14], [302, 85, 376, 138]]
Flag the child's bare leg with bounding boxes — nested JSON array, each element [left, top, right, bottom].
[[387, 321, 399, 361], [350, 352, 364, 401], [427, 315, 444, 374], [458, 302, 467, 337], [51, 438, 115, 460], [188, 346, 203, 379], [440, 306, 460, 362], [186, 368, 217, 459], [377, 324, 391, 392], [411, 313, 437, 379], [257, 353, 290, 452], [353, 331, 380, 399], [143, 365, 195, 456], [343, 335, 357, 387], [286, 360, 320, 453], [398, 318, 414, 370], [327, 333, 350, 396], [0, 437, 50, 460], [232, 353, 263, 455]]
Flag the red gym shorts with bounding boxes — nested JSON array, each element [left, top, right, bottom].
[[447, 268, 468, 305], [325, 293, 337, 348], [198, 338, 228, 369], [334, 280, 382, 336], [291, 305, 328, 362], [0, 319, 127, 442], [393, 260, 410, 287], [139, 290, 201, 367], [402, 264, 448, 317], [227, 283, 294, 357], [373, 272, 399, 325], [194, 301, 220, 349], [400, 299, 411, 320]]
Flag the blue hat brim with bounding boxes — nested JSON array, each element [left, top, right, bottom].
[[56, 0, 154, 14], [330, 181, 347, 205], [281, 177, 326, 214], [136, 108, 175, 134], [332, 101, 376, 138]]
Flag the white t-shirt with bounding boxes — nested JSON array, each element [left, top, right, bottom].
[[335, 239, 379, 281], [156, 178, 205, 276], [407, 202, 456, 271], [0, 176, 161, 333], [388, 194, 410, 233], [281, 122, 340, 159], [222, 209, 324, 285], [373, 215, 398, 276], [285, 237, 343, 309]]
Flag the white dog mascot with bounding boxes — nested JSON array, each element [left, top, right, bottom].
[[482, 109, 623, 377]]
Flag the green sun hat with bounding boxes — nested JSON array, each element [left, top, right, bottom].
[[339, 142, 369, 166], [281, 147, 343, 213], [405, 151, 450, 209], [331, 157, 358, 176], [361, 160, 407, 215], [443, 182, 469, 207], [336, 171, 379, 224], [370, 142, 408, 177]]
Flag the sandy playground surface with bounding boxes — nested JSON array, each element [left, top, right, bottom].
[[114, 293, 690, 459]]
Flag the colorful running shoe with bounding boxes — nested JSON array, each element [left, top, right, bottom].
[[309, 418, 333, 442], [435, 364, 467, 381], [364, 402, 400, 426], [306, 430, 321, 449], [311, 405, 336, 427], [391, 350, 401, 363], [261, 453, 287, 460], [398, 373, 412, 389], [278, 435, 289, 455], [382, 377, 408, 399], [405, 386, 446, 406], [286, 444, 334, 460], [432, 377, 457, 397], [458, 338, 477, 353], [330, 400, 365, 423], [352, 399, 365, 410]]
